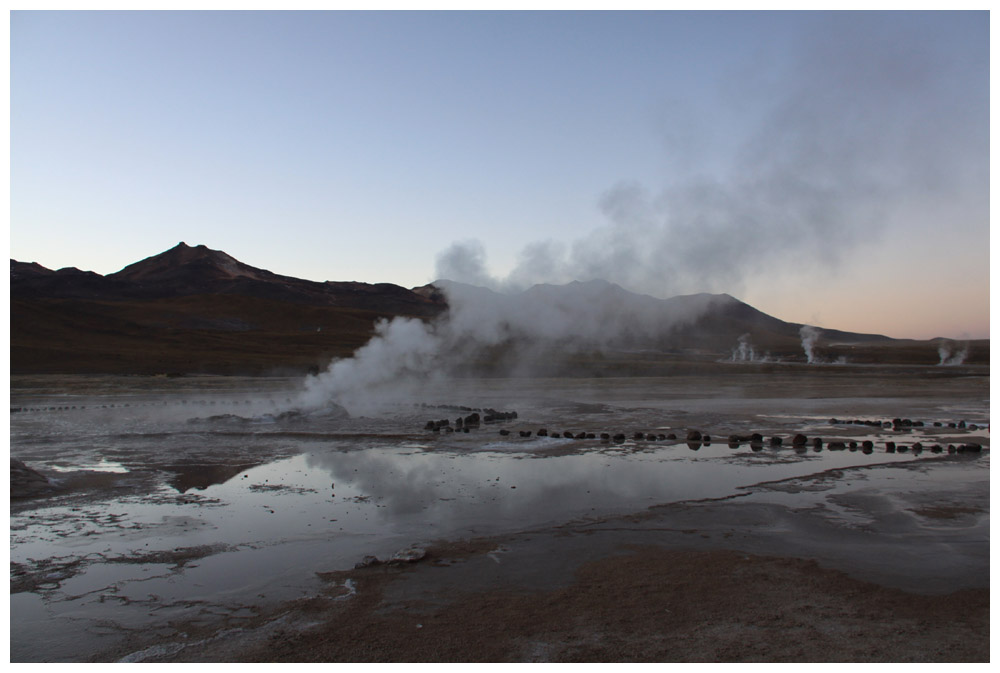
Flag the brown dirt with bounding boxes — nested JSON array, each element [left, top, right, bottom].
[[210, 544, 987, 663]]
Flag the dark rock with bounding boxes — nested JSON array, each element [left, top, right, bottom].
[[686, 430, 702, 441], [389, 546, 427, 565], [355, 555, 381, 569], [11, 458, 54, 498], [537, 429, 548, 437], [791, 434, 807, 447], [769, 436, 782, 447]]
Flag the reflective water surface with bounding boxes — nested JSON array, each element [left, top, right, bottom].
[[10, 373, 989, 661]]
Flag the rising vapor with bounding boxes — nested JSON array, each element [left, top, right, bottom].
[[297, 15, 981, 412]]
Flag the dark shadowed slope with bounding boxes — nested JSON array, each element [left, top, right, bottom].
[[11, 244, 987, 375]]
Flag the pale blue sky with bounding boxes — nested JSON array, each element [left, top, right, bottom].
[[10, 10, 990, 339]]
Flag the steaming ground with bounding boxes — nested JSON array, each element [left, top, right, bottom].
[[10, 367, 989, 662]]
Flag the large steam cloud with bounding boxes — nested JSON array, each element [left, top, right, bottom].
[[439, 16, 982, 297], [298, 16, 983, 414]]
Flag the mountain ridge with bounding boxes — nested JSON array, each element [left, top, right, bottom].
[[11, 243, 986, 374]]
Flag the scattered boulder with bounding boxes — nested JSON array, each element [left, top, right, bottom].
[[686, 430, 702, 442], [791, 434, 807, 447]]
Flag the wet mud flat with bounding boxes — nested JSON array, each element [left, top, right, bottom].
[[9, 368, 990, 662]]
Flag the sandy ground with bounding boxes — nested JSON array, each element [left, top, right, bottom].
[[10, 368, 990, 663]]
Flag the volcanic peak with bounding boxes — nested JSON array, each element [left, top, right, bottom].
[[109, 242, 272, 284]]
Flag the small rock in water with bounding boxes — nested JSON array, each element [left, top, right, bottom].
[[389, 546, 427, 564], [355, 555, 381, 569]]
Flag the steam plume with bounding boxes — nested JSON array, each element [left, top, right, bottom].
[[799, 325, 821, 364], [730, 333, 771, 363], [295, 16, 978, 412], [937, 340, 969, 366]]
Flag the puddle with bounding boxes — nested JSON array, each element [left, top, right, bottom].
[[10, 374, 989, 661]]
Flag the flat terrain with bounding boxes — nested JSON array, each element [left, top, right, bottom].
[[9, 366, 990, 662]]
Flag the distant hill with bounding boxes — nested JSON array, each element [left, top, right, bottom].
[[10, 243, 987, 375]]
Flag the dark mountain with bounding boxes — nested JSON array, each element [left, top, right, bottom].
[[11, 243, 447, 375], [11, 244, 986, 375], [13, 243, 445, 315]]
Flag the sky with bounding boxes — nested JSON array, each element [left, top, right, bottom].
[[9, 10, 991, 340]]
